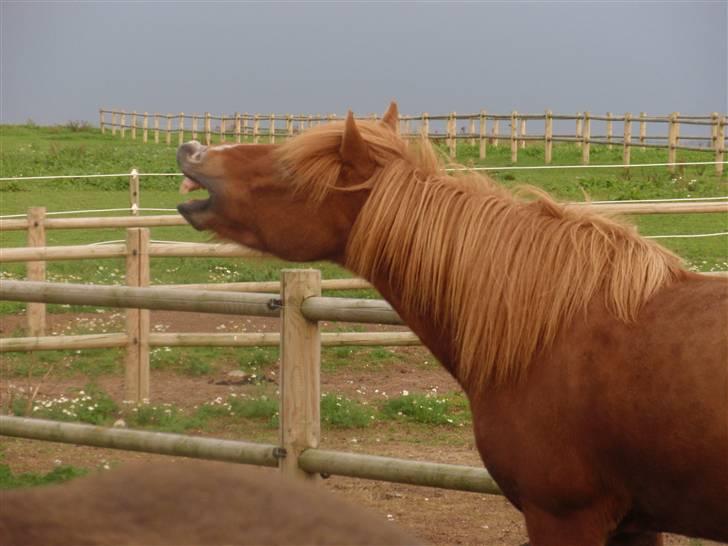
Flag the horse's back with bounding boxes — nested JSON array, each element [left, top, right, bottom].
[[0, 461, 424, 546]]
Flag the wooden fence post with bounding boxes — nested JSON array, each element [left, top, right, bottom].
[[220, 114, 226, 143], [111, 111, 117, 136], [243, 113, 249, 142], [582, 112, 591, 165], [191, 115, 198, 141], [492, 119, 500, 146], [404, 117, 411, 138], [253, 114, 260, 144], [204, 112, 211, 145], [131, 111, 137, 140], [544, 110, 553, 164], [279, 269, 321, 480], [287, 114, 294, 139], [449, 112, 457, 158], [235, 113, 242, 143], [129, 168, 140, 215], [479, 110, 486, 159], [153, 114, 160, 144], [99, 110, 105, 134], [575, 113, 582, 149], [510, 111, 518, 163], [469, 116, 476, 146], [606, 112, 613, 149], [120, 111, 127, 139], [623, 112, 632, 169], [27, 207, 46, 337], [124, 228, 150, 402], [165, 114, 172, 145], [674, 112, 681, 149], [178, 113, 184, 145], [142, 112, 148, 143], [639, 112, 646, 149], [422, 112, 429, 139], [270, 114, 276, 144], [715, 114, 725, 175], [519, 118, 527, 149], [668, 112, 678, 172]]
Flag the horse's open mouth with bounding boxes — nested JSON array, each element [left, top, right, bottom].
[[177, 174, 211, 231]]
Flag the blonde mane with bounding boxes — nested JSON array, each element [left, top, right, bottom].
[[278, 121, 687, 387]]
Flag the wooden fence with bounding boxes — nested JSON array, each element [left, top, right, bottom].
[[2, 195, 727, 399], [99, 108, 728, 173], [0, 271, 502, 494], [0, 219, 387, 401]]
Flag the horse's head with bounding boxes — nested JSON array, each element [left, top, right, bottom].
[[177, 102, 402, 262]]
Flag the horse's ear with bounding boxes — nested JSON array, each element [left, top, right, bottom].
[[340, 111, 376, 179], [381, 101, 399, 133]]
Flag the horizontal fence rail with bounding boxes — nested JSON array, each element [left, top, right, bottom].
[[302, 296, 404, 325], [0, 280, 283, 317], [0, 416, 282, 467], [0, 280, 401, 323], [0, 416, 500, 495], [0, 243, 267, 262], [298, 449, 501, 495], [0, 331, 420, 353]]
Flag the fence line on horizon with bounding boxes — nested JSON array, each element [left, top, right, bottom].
[[99, 108, 727, 174]]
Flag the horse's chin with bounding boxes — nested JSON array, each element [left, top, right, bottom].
[[177, 198, 212, 231]]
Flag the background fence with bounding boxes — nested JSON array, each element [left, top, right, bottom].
[[99, 108, 728, 173]]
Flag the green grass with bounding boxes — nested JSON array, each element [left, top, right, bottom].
[[9, 384, 118, 425], [381, 391, 471, 426], [122, 401, 205, 433], [1, 348, 122, 379], [0, 463, 88, 489], [320, 393, 374, 428], [196, 393, 279, 428]]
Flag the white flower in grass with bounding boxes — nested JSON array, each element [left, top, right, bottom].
[[402, 390, 409, 396]]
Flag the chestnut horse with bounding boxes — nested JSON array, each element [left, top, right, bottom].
[[177, 102, 728, 546]]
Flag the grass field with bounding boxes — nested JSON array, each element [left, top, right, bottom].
[[1, 122, 726, 259]]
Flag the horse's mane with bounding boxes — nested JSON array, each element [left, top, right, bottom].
[[278, 121, 687, 387]]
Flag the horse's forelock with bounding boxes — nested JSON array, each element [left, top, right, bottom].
[[277, 120, 416, 201]]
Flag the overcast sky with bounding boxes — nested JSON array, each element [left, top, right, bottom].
[[1, 1, 726, 125]]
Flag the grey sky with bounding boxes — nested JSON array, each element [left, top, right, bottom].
[[1, 1, 726, 125]]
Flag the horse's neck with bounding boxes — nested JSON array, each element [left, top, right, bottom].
[[360, 270, 465, 387]]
